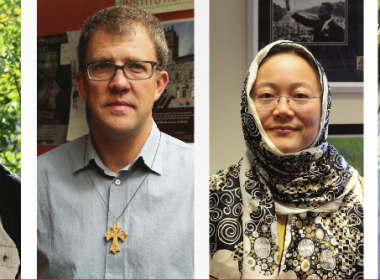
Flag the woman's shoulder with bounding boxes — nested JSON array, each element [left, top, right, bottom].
[[350, 175, 364, 205], [358, 176, 364, 192], [332, 175, 363, 229], [210, 163, 241, 192]]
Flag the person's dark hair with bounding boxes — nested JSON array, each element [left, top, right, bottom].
[[78, 6, 169, 73], [321, 2, 334, 13], [259, 43, 321, 89]]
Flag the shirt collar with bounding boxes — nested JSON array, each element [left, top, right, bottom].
[[138, 121, 163, 175], [74, 121, 163, 176]]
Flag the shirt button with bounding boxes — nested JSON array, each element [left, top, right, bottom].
[[115, 179, 121, 186]]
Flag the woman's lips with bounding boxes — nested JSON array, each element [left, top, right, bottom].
[[269, 126, 297, 135]]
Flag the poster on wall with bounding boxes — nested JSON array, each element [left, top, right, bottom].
[[115, 0, 194, 14], [66, 30, 89, 141], [153, 19, 194, 143], [255, 0, 363, 82], [37, 33, 72, 145]]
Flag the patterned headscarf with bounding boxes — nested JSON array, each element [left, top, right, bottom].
[[209, 40, 363, 279]]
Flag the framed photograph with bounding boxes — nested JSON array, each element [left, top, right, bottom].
[[327, 123, 363, 175], [272, 0, 347, 45], [328, 123, 363, 136], [248, 0, 363, 92]]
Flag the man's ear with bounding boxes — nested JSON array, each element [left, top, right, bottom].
[[76, 71, 88, 101], [154, 70, 169, 101]]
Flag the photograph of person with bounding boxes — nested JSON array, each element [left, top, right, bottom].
[[37, 51, 69, 123], [209, 40, 363, 279], [37, 6, 194, 279], [272, 0, 346, 43]]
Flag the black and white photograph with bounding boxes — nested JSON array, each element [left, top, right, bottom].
[[256, 0, 363, 82], [272, 0, 347, 44]]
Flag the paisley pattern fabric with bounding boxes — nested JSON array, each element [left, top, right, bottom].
[[209, 41, 363, 279]]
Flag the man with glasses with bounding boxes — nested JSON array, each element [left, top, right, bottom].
[[37, 6, 194, 279]]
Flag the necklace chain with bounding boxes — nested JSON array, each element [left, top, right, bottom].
[[84, 132, 162, 221]]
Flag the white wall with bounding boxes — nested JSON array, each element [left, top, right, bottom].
[[209, 0, 363, 174]]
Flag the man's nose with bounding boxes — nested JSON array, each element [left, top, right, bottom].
[[109, 68, 132, 91]]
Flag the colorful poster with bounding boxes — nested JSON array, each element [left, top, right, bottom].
[[115, 0, 194, 14], [153, 18, 194, 142]]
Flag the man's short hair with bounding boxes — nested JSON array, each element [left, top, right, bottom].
[[321, 2, 334, 13], [78, 6, 169, 73]]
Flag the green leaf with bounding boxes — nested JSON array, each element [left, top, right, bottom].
[[0, 0, 20, 176]]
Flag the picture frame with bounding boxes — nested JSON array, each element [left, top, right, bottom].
[[328, 123, 363, 136], [247, 0, 363, 93], [326, 124, 363, 175]]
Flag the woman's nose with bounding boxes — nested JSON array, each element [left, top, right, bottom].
[[273, 96, 295, 118]]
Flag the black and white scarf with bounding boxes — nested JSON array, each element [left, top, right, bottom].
[[209, 41, 363, 279]]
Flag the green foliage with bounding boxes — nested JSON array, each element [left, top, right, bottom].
[[327, 137, 363, 176], [0, 0, 21, 175]]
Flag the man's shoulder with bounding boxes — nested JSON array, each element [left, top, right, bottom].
[[38, 135, 87, 167], [158, 132, 194, 169], [329, 19, 344, 30], [161, 132, 194, 153]]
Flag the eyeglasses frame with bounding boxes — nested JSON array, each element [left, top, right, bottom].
[[85, 60, 161, 81], [252, 95, 322, 109]]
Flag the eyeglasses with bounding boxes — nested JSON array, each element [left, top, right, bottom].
[[252, 94, 321, 110], [85, 61, 160, 81]]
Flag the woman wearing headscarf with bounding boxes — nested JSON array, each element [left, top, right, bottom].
[[209, 40, 363, 279]]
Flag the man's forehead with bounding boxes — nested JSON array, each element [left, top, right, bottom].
[[85, 24, 156, 62], [96, 22, 144, 37], [88, 24, 151, 45]]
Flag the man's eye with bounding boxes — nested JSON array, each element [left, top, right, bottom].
[[293, 93, 309, 99], [128, 63, 146, 72], [132, 64, 142, 69], [94, 63, 111, 70]]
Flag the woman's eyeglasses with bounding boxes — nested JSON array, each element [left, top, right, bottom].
[[252, 94, 321, 110]]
